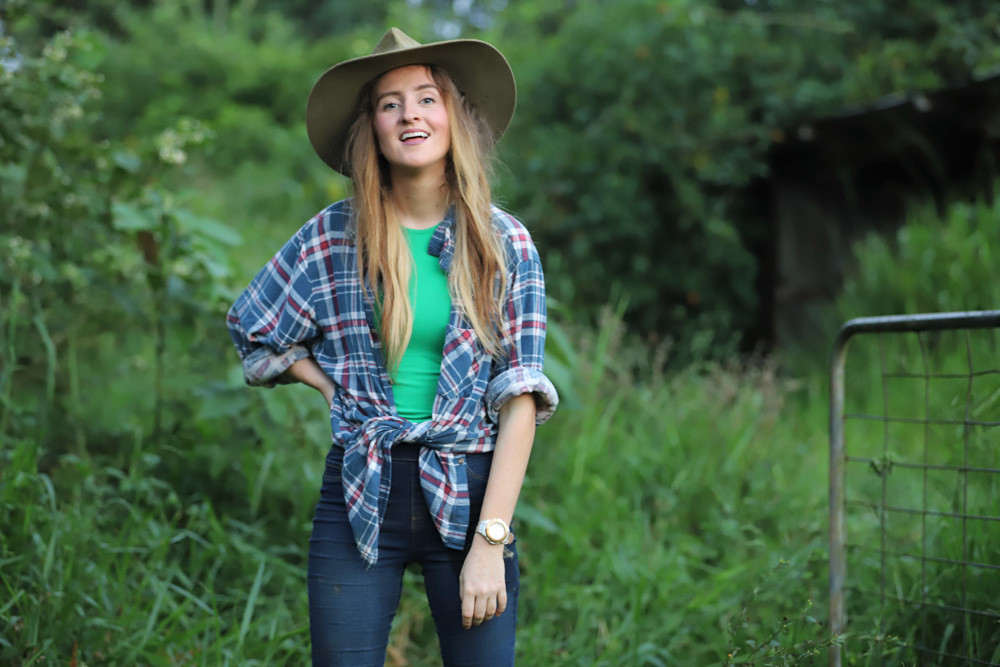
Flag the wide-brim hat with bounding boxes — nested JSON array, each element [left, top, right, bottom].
[[306, 27, 516, 175]]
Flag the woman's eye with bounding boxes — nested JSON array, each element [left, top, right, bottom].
[[421, 97, 436, 105], [381, 101, 399, 111]]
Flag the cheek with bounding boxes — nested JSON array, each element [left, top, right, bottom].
[[435, 109, 451, 134], [373, 117, 394, 152], [434, 112, 451, 148]]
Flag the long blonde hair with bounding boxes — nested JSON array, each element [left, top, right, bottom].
[[345, 65, 508, 373]]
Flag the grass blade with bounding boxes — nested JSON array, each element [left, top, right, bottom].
[[238, 559, 266, 651]]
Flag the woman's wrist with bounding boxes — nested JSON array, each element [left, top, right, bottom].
[[283, 358, 335, 397], [320, 385, 335, 406], [469, 535, 507, 553]]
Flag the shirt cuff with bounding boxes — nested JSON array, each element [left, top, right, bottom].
[[242, 344, 312, 387], [485, 366, 559, 425]]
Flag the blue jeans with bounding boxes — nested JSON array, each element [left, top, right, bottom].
[[308, 444, 519, 666]]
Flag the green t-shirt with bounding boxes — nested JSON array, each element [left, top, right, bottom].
[[391, 224, 452, 422]]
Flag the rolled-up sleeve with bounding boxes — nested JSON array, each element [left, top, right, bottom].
[[485, 252, 559, 425], [226, 226, 319, 387]]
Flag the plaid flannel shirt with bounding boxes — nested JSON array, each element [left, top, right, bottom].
[[226, 200, 558, 565]]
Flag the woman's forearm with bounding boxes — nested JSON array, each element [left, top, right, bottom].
[[282, 357, 336, 406], [478, 392, 537, 527], [458, 392, 536, 628]]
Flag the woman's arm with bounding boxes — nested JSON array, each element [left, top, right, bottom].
[[282, 356, 337, 407], [226, 221, 323, 388], [459, 392, 537, 629]]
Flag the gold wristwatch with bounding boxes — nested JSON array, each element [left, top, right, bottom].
[[475, 518, 510, 545]]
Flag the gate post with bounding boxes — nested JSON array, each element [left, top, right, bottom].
[[829, 329, 850, 667]]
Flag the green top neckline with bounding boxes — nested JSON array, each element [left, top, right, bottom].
[[403, 222, 440, 237]]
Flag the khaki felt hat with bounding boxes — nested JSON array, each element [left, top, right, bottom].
[[306, 27, 516, 175]]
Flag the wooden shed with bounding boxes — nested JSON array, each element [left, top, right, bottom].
[[751, 72, 1000, 348]]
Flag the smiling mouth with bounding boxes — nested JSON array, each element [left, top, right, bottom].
[[400, 131, 429, 141]]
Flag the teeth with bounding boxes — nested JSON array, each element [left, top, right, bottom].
[[401, 131, 429, 140]]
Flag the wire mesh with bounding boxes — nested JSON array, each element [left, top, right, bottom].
[[829, 311, 1000, 667]]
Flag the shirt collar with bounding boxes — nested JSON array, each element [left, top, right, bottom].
[[427, 204, 456, 273]]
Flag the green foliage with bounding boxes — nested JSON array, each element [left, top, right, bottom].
[[92, 1, 349, 243], [12, 0, 1000, 357], [0, 27, 237, 448], [835, 325, 1000, 665], [497, 0, 763, 352], [0, 27, 331, 663], [493, 0, 1000, 356], [839, 197, 1000, 319], [506, 310, 837, 664], [253, 0, 496, 40], [4, 1, 1000, 664], [0, 436, 311, 665]]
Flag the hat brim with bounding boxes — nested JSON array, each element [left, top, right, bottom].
[[306, 39, 516, 175]]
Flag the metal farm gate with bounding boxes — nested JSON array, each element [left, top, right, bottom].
[[829, 311, 1000, 666]]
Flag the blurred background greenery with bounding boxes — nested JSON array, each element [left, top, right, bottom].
[[2, 0, 1000, 664]]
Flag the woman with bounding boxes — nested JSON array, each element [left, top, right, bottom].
[[227, 28, 558, 666]]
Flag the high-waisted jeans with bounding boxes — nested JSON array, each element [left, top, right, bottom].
[[307, 444, 519, 666]]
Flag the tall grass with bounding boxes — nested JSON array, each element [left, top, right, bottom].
[[0, 429, 311, 665], [2, 305, 839, 665], [8, 307, 996, 665], [513, 313, 835, 665], [828, 195, 1000, 665], [834, 327, 1000, 666], [7, 196, 1000, 665]]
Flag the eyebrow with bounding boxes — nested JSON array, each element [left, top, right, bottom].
[[375, 83, 440, 103]]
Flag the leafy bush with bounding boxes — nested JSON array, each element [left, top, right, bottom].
[[0, 27, 330, 664], [0, 26, 237, 449], [493, 0, 1000, 357], [91, 2, 350, 246], [839, 197, 1000, 319]]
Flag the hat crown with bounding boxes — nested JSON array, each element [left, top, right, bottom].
[[371, 28, 422, 56]]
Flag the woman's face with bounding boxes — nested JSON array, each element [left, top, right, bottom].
[[372, 65, 451, 177]]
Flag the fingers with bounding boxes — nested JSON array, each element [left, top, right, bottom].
[[461, 594, 503, 629], [483, 596, 497, 622], [475, 596, 490, 626], [461, 595, 474, 629], [462, 595, 489, 629]]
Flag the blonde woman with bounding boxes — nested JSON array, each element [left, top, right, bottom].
[[227, 28, 557, 666]]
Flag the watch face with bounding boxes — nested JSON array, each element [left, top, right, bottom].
[[486, 521, 506, 542]]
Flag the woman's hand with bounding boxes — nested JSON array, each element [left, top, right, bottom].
[[459, 538, 507, 629]]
